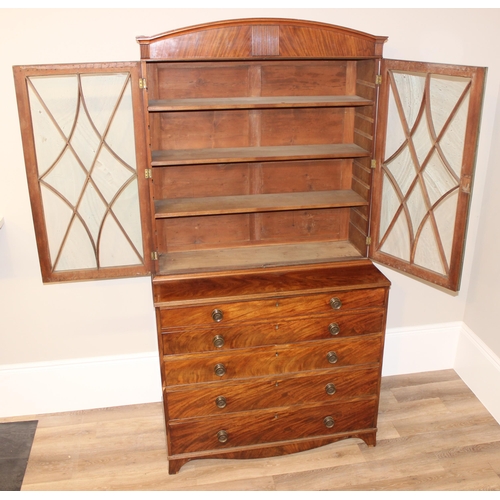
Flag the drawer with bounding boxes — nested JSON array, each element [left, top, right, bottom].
[[159, 288, 387, 328], [166, 365, 380, 419], [161, 308, 385, 355], [168, 398, 377, 455], [153, 262, 391, 306], [163, 334, 382, 386]]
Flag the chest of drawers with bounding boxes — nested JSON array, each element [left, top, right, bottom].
[[153, 260, 390, 474]]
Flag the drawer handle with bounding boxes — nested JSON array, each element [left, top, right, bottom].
[[329, 297, 342, 310], [324, 416, 335, 428], [217, 430, 229, 443], [328, 322, 340, 335], [212, 309, 224, 322], [325, 383, 337, 395], [213, 335, 225, 348], [214, 363, 226, 377], [215, 396, 227, 409], [326, 351, 338, 364]]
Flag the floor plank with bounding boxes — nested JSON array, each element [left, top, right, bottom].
[[1, 370, 499, 491]]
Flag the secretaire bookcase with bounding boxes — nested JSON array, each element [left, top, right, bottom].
[[13, 18, 486, 474]]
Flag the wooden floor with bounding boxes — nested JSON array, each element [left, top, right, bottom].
[[2, 369, 500, 491]]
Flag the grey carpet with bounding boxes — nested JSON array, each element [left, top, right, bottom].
[[0, 421, 38, 491]]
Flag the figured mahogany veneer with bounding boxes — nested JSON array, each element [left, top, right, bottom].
[[163, 334, 383, 385], [153, 260, 389, 474], [165, 366, 380, 419], [168, 399, 378, 455], [160, 308, 386, 354]]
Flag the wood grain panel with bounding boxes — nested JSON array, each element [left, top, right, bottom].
[[260, 160, 351, 193], [141, 26, 253, 60], [153, 261, 390, 304], [168, 398, 377, 454], [154, 191, 368, 218], [159, 288, 387, 327], [151, 143, 370, 166], [157, 209, 354, 253], [166, 366, 380, 418], [137, 19, 387, 60], [260, 61, 348, 96], [251, 209, 349, 244], [153, 63, 252, 99], [161, 308, 386, 354], [149, 95, 373, 111], [349, 208, 369, 239], [153, 163, 252, 200], [156, 110, 251, 150], [278, 26, 384, 58], [260, 108, 345, 146], [252, 26, 280, 56], [159, 241, 366, 275], [157, 214, 252, 252], [163, 334, 383, 385]]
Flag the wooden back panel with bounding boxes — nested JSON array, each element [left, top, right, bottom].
[[140, 19, 385, 274]]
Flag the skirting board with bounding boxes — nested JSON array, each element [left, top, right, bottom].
[[0, 352, 163, 418], [0, 322, 498, 421], [382, 321, 461, 377], [454, 323, 500, 425]]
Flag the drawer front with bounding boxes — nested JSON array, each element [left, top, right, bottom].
[[161, 308, 385, 355], [166, 365, 380, 419], [163, 334, 382, 386], [159, 288, 387, 328], [168, 398, 377, 455]]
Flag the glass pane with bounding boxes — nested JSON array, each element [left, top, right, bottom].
[[384, 72, 425, 160], [378, 69, 471, 275], [380, 209, 410, 261], [27, 72, 144, 273]]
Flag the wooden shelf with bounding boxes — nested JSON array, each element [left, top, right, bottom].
[[148, 95, 373, 111], [158, 241, 365, 276], [151, 144, 370, 167], [154, 190, 368, 218]]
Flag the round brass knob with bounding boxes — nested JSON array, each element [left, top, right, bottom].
[[214, 363, 226, 377], [213, 335, 225, 348], [325, 383, 337, 395], [217, 430, 229, 443], [328, 322, 340, 335], [329, 297, 342, 310], [327, 351, 338, 364], [324, 416, 335, 428], [215, 396, 227, 409], [212, 309, 224, 322]]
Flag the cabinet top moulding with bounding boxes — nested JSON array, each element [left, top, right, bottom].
[[136, 18, 387, 61]]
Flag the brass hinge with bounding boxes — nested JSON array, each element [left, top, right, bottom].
[[151, 251, 158, 261], [366, 236, 372, 245], [139, 78, 147, 89], [375, 74, 382, 85], [145, 169, 152, 179], [371, 159, 377, 169]]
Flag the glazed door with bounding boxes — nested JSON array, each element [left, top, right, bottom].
[[13, 63, 153, 282], [370, 59, 486, 291]]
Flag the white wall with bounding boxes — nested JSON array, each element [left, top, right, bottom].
[[1, 8, 499, 416], [463, 82, 500, 357]]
